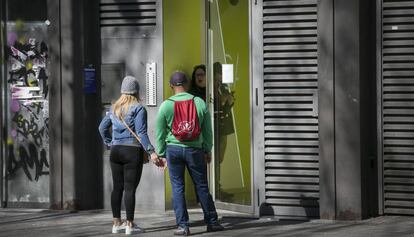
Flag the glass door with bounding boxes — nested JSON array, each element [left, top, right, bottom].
[[206, 0, 252, 212]]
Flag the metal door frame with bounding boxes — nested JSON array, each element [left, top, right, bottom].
[[376, 0, 384, 216], [0, 0, 8, 208], [251, 0, 265, 217]]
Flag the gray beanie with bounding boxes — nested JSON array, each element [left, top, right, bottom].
[[120, 76, 140, 95]]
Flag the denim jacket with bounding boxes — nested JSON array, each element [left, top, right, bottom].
[[98, 104, 155, 154]]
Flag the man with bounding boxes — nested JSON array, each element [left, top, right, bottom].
[[156, 71, 224, 236]]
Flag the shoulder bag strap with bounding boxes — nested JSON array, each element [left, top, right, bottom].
[[120, 117, 142, 144]]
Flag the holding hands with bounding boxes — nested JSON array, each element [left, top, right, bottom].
[[150, 152, 167, 171]]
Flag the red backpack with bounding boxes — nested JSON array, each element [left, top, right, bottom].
[[169, 97, 201, 141]]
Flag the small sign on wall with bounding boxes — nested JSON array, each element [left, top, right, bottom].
[[84, 67, 96, 94], [146, 62, 157, 106], [222, 64, 234, 84]]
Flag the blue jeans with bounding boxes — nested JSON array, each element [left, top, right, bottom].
[[166, 145, 218, 228]]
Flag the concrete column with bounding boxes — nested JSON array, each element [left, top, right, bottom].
[[48, 0, 63, 209], [49, 0, 102, 210], [318, 0, 336, 220], [334, 0, 363, 220], [318, 0, 377, 220]]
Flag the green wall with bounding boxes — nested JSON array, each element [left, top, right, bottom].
[[163, 0, 203, 209], [163, 0, 203, 97]]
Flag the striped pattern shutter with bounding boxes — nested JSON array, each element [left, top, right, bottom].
[[99, 0, 156, 28], [382, 0, 414, 215], [263, 0, 319, 217]]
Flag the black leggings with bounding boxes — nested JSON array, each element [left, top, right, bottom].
[[110, 145, 144, 221]]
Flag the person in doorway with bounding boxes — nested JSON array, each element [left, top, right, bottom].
[[189, 64, 207, 102], [156, 71, 224, 236], [213, 62, 235, 201], [98, 76, 162, 235]]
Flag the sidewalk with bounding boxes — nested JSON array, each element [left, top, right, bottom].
[[0, 208, 413, 236]]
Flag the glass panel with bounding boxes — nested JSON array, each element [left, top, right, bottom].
[[5, 0, 50, 204], [209, 0, 251, 205]]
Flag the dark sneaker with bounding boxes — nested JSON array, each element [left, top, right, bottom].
[[174, 226, 190, 236], [207, 223, 225, 232]]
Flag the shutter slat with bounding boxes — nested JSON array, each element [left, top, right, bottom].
[[265, 169, 319, 176], [266, 191, 319, 199], [263, 0, 317, 7], [383, 2, 414, 8], [266, 176, 320, 183], [266, 199, 319, 207], [264, 22, 317, 29], [265, 132, 318, 139], [266, 155, 319, 161], [265, 161, 319, 168]]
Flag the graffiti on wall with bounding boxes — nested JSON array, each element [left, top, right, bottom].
[[7, 22, 48, 99], [6, 21, 50, 182], [7, 101, 49, 181]]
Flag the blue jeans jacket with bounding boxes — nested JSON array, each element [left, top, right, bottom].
[[98, 104, 155, 153]]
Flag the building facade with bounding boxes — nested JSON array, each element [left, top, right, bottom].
[[0, 0, 411, 220]]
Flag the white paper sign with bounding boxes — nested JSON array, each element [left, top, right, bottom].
[[222, 64, 234, 84]]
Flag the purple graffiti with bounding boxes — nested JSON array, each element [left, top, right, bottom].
[[11, 129, 17, 138], [10, 99, 20, 112], [7, 32, 17, 46]]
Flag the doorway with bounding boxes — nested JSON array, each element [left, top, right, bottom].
[[162, 0, 253, 214]]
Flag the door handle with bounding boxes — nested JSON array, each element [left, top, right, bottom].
[[255, 88, 258, 106]]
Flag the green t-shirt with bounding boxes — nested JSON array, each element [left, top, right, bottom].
[[155, 92, 213, 157]]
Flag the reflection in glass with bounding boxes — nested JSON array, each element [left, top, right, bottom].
[[213, 62, 236, 201]]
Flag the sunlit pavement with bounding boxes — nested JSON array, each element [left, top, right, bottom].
[[0, 208, 413, 236]]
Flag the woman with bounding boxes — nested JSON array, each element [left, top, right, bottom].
[[189, 64, 207, 101], [98, 76, 160, 235]]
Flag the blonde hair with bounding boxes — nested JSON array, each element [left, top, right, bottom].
[[112, 94, 140, 119]]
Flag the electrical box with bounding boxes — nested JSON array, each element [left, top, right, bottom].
[[146, 62, 157, 106]]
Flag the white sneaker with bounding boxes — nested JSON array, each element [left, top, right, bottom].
[[125, 224, 145, 235], [112, 222, 127, 234]]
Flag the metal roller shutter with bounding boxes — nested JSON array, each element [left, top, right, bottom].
[[382, 0, 414, 216], [263, 0, 319, 217], [99, 0, 156, 28]]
